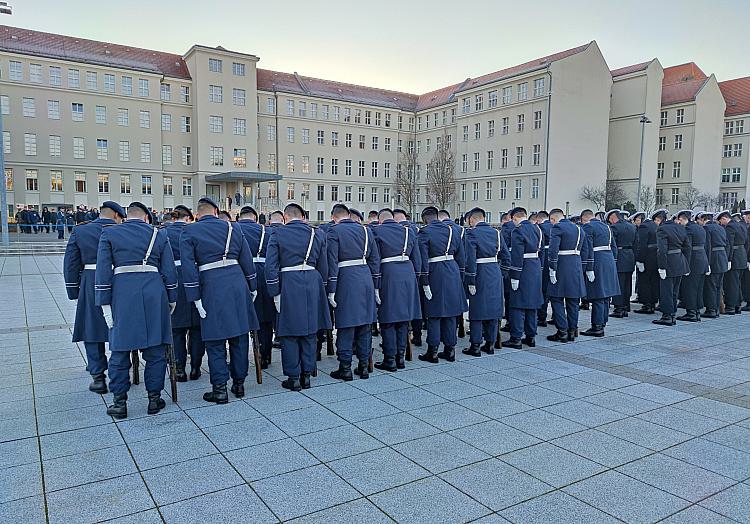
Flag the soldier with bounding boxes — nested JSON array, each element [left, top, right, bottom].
[[499, 210, 516, 332], [373, 208, 422, 371], [237, 205, 275, 369], [698, 212, 727, 318], [439, 209, 467, 339], [316, 208, 337, 358], [634, 210, 659, 314], [536, 210, 552, 326], [743, 210, 750, 311], [95, 202, 177, 419], [64, 201, 126, 394], [607, 209, 636, 318], [677, 210, 708, 322], [721, 208, 749, 315], [652, 209, 691, 326], [394, 208, 424, 347], [417, 206, 467, 363], [265, 203, 331, 391], [503, 207, 543, 349], [165, 205, 205, 381], [462, 207, 510, 356], [179, 197, 259, 403], [546, 208, 588, 342], [580, 209, 619, 337], [630, 211, 645, 305], [325, 204, 380, 380]]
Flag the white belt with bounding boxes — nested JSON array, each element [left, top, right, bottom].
[[428, 254, 454, 263], [198, 259, 238, 272], [593, 246, 611, 252], [558, 250, 580, 256], [281, 264, 316, 272], [113, 264, 158, 275], [544, 245, 550, 249], [338, 259, 367, 268], [476, 257, 498, 264], [174, 260, 182, 267], [83, 264, 96, 270], [381, 255, 409, 264], [523, 253, 539, 259], [253, 257, 266, 263]]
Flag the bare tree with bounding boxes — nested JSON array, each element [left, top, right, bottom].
[[697, 192, 722, 211], [426, 130, 456, 210], [580, 184, 607, 211], [639, 185, 656, 214], [679, 184, 702, 209], [605, 180, 628, 210], [393, 132, 418, 216]]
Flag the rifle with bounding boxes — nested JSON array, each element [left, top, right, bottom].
[[251, 331, 263, 384], [494, 321, 502, 350], [327, 305, 335, 355], [166, 343, 178, 402], [405, 327, 413, 361], [457, 314, 465, 338], [131, 350, 140, 385]]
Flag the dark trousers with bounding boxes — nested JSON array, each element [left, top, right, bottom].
[[680, 272, 705, 311], [336, 324, 372, 364], [659, 276, 682, 315], [258, 321, 274, 361], [427, 316, 457, 347], [109, 346, 165, 395], [84, 342, 107, 375], [591, 298, 609, 325], [381, 322, 408, 358], [537, 299, 549, 322], [613, 272, 633, 311], [205, 335, 249, 385], [743, 269, 750, 304], [510, 308, 537, 339], [704, 272, 724, 311], [411, 318, 423, 339], [723, 269, 743, 308], [640, 269, 660, 306], [280, 334, 317, 378], [57, 224, 64, 239], [469, 319, 499, 345], [550, 297, 579, 331], [172, 326, 204, 368]]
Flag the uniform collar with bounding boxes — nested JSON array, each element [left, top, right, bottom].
[[475, 221, 489, 227], [238, 218, 256, 223], [95, 217, 116, 224], [198, 215, 218, 222], [382, 219, 396, 224], [338, 218, 354, 224]]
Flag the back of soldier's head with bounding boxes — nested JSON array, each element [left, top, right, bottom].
[[580, 209, 594, 221], [269, 210, 284, 223], [549, 208, 565, 220], [127, 204, 147, 219], [284, 203, 305, 220], [378, 208, 394, 221], [332, 204, 350, 220], [438, 210, 450, 221]]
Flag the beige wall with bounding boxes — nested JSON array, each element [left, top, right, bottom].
[[721, 113, 750, 205]]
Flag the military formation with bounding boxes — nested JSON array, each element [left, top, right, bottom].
[[63, 198, 750, 418]]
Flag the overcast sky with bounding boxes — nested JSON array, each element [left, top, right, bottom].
[[6, 0, 748, 93]]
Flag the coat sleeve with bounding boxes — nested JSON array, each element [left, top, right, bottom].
[[656, 226, 668, 270], [464, 229, 477, 287], [583, 226, 594, 272], [367, 232, 381, 290], [158, 232, 178, 304], [547, 224, 561, 272], [179, 229, 202, 303], [265, 232, 280, 297], [63, 229, 82, 300], [325, 228, 339, 295], [509, 228, 523, 281], [704, 226, 712, 263], [408, 229, 426, 287], [236, 228, 257, 292], [635, 226, 647, 263], [94, 230, 114, 306], [418, 227, 430, 284], [682, 229, 692, 271], [499, 232, 511, 274], [315, 229, 329, 288], [725, 226, 735, 264], [610, 225, 618, 263], [455, 227, 466, 277]]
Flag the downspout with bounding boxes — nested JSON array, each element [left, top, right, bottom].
[[274, 91, 279, 208], [543, 70, 553, 210]]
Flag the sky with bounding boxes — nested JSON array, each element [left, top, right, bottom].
[[5, 0, 749, 94]]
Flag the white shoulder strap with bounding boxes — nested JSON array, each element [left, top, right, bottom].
[[303, 226, 315, 264], [223, 221, 233, 261], [362, 225, 369, 262], [496, 228, 502, 254], [402, 225, 409, 256], [536, 225, 543, 251], [445, 223, 454, 256], [258, 225, 266, 257], [608, 224, 613, 247], [576, 225, 582, 253], [143, 227, 158, 265]]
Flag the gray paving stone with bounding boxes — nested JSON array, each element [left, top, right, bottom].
[[184, 399, 260, 428], [142, 454, 243, 505], [449, 419, 542, 456], [248, 390, 319, 415], [663, 438, 750, 480], [37, 404, 112, 435], [672, 396, 750, 423], [375, 386, 445, 411], [499, 490, 621, 524], [703, 424, 750, 453], [574, 370, 639, 389], [543, 399, 628, 427], [618, 382, 695, 404], [457, 393, 532, 419], [500, 408, 588, 440], [698, 482, 750, 523], [500, 384, 573, 408], [225, 438, 319, 481], [349, 373, 411, 395], [34, 390, 105, 415], [203, 416, 287, 452], [660, 505, 737, 524], [638, 406, 729, 436], [469, 355, 526, 373], [0, 437, 38, 469], [301, 382, 369, 404], [43, 444, 137, 492], [0, 495, 47, 524], [287, 498, 393, 524], [326, 395, 401, 423], [394, 432, 490, 473], [501, 442, 607, 487], [461, 372, 529, 392], [597, 416, 694, 451], [128, 429, 218, 470], [328, 447, 430, 495], [0, 462, 42, 503], [267, 404, 347, 437], [369, 476, 491, 524], [159, 484, 276, 524], [584, 390, 664, 416], [355, 412, 441, 445], [295, 423, 384, 462], [116, 410, 198, 443], [395, 367, 452, 386], [100, 509, 164, 524], [409, 401, 490, 431], [420, 378, 489, 401], [551, 428, 652, 467], [0, 399, 34, 420]]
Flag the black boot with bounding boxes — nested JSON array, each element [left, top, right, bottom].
[[735, 306, 742, 315], [175, 365, 188, 383], [231, 379, 245, 398], [189, 365, 201, 380], [609, 309, 627, 318], [418, 346, 440, 364], [411, 335, 422, 347], [502, 337, 522, 349], [481, 341, 494, 355], [203, 383, 229, 404], [395, 352, 406, 369], [521, 336, 536, 347], [652, 314, 675, 326], [500, 323, 511, 333], [260, 357, 271, 370], [581, 325, 605, 337], [375, 356, 398, 372], [282, 377, 302, 391], [354, 361, 369, 380], [633, 304, 655, 314], [316, 338, 323, 361], [330, 362, 353, 381], [677, 310, 699, 322], [106, 392, 127, 419], [147, 391, 166, 415], [567, 329, 577, 341], [300, 373, 312, 390], [89, 373, 108, 394], [547, 330, 569, 343], [723, 308, 736, 315], [742, 304, 750, 312], [462, 343, 482, 357], [701, 309, 718, 319], [437, 346, 455, 362]]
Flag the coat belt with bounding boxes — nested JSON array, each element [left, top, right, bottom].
[[253, 257, 266, 263], [198, 259, 238, 272], [593, 246, 611, 252], [338, 259, 367, 268], [113, 264, 158, 275], [647, 243, 657, 248], [83, 264, 96, 270], [476, 257, 498, 264], [381, 255, 410, 264], [280, 264, 316, 272], [711, 247, 726, 252], [667, 249, 681, 254], [174, 260, 182, 266], [428, 254, 454, 263], [523, 253, 539, 259], [691, 246, 705, 251], [558, 250, 580, 256], [732, 245, 744, 249]]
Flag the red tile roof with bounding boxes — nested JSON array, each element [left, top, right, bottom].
[[0, 25, 191, 79], [661, 63, 710, 106], [663, 62, 707, 86], [719, 76, 750, 117], [611, 61, 651, 78]]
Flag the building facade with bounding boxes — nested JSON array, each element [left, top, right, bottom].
[[719, 76, 750, 208]]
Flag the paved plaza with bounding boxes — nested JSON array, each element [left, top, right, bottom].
[[1, 255, 750, 524]]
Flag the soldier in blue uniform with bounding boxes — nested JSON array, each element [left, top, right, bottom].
[[237, 205, 275, 369], [325, 204, 380, 380], [698, 211, 728, 318], [580, 209, 619, 337], [503, 207, 543, 349], [439, 209, 467, 340], [722, 209, 749, 314], [607, 209, 636, 318], [677, 210, 708, 322], [393, 209, 425, 347], [164, 205, 204, 381], [546, 209, 589, 342], [179, 197, 259, 403], [499, 211, 516, 332], [462, 207, 510, 356], [537, 211, 552, 326], [64, 201, 126, 394], [95, 202, 177, 419], [417, 206, 467, 363], [634, 212, 659, 314], [742, 210, 750, 311], [373, 208, 423, 371], [652, 209, 691, 326], [266, 203, 331, 391]]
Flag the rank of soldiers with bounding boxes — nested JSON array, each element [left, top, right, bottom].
[[63, 198, 750, 419]]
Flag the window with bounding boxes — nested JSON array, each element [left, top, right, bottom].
[[182, 146, 192, 166], [660, 111, 667, 126], [344, 159, 353, 176], [487, 150, 494, 170], [359, 135, 366, 149], [209, 146, 223, 166], [49, 135, 61, 157], [372, 136, 379, 150], [297, 101, 307, 118], [208, 58, 222, 72], [98, 173, 110, 193], [140, 143, 152, 163], [2, 131, 9, 154], [462, 126, 469, 142], [96, 139, 108, 160], [322, 105, 330, 120], [22, 97, 35, 117], [209, 115, 223, 133], [302, 156, 310, 173], [345, 186, 352, 202], [734, 144, 743, 157], [533, 144, 541, 166], [462, 98, 470, 114], [365, 110, 371, 125], [461, 154, 468, 173], [315, 157, 324, 175], [50, 170, 63, 192], [499, 180, 507, 200], [472, 183, 479, 201], [517, 114, 525, 132], [160, 83, 171, 101], [721, 168, 731, 183], [334, 106, 341, 121], [384, 162, 391, 178], [311, 104, 318, 119], [120, 174, 132, 196], [0, 95, 8, 115], [473, 152, 480, 171], [119, 141, 130, 162], [141, 175, 152, 195], [731, 168, 741, 183], [317, 130, 325, 145], [532, 178, 539, 199], [267, 97, 276, 114], [383, 187, 390, 202], [163, 176, 173, 196], [721, 192, 739, 208], [162, 145, 172, 165], [502, 86, 512, 104], [515, 179, 522, 199], [460, 183, 466, 201], [161, 113, 172, 131], [268, 182, 278, 199], [331, 185, 339, 201], [371, 161, 378, 177], [25, 169, 38, 191], [516, 146, 523, 167], [358, 187, 365, 203], [533, 78, 545, 97], [286, 154, 295, 173], [230, 148, 245, 168], [182, 177, 192, 196], [233, 118, 246, 136], [488, 90, 498, 108], [139, 110, 150, 129], [9, 60, 22, 81], [24, 133, 37, 156], [75, 172, 87, 193], [72, 103, 84, 121], [208, 85, 223, 103], [534, 111, 542, 129], [502, 117, 509, 135], [501, 149, 508, 168], [671, 187, 679, 205], [370, 187, 378, 203], [287, 127, 295, 143], [331, 131, 339, 147], [67, 69, 83, 89], [266, 125, 276, 141], [475, 94, 484, 111], [117, 108, 129, 126], [518, 83, 528, 101], [485, 181, 493, 200], [95, 105, 106, 124], [180, 86, 190, 103], [674, 134, 682, 150], [121, 76, 132, 95], [287, 183, 295, 201], [181, 116, 191, 133], [268, 154, 276, 171], [358, 160, 366, 177], [657, 162, 664, 179], [85, 71, 97, 90], [49, 66, 61, 86], [724, 119, 744, 135], [426, 139, 431, 152], [676, 108, 684, 124], [232, 62, 245, 76], [475, 123, 481, 139], [232, 88, 246, 106], [375, 112, 381, 126], [658, 136, 666, 151], [672, 161, 681, 178]]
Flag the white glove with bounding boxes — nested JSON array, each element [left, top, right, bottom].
[[549, 269, 557, 285], [251, 290, 258, 302], [586, 271, 595, 282], [706, 266, 711, 276], [374, 289, 381, 305], [658, 269, 667, 280], [511, 279, 519, 291], [684, 272, 690, 277], [468, 285, 476, 296], [423, 285, 433, 300], [328, 293, 337, 308], [747, 262, 750, 270], [169, 302, 177, 315], [636, 262, 645, 273], [101, 304, 114, 329], [194, 299, 207, 319], [728, 262, 732, 271], [274, 295, 281, 313]]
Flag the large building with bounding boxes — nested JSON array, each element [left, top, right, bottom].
[[719, 76, 750, 208], [0, 24, 747, 223]]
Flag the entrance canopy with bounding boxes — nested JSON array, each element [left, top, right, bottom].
[[205, 171, 282, 183]]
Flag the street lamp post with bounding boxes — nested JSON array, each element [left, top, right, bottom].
[[0, 2, 12, 247], [636, 115, 651, 210]]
